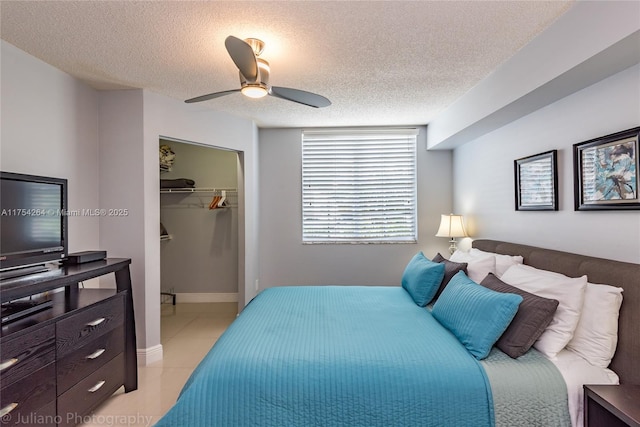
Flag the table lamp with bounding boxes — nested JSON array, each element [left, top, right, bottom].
[[435, 214, 468, 254]]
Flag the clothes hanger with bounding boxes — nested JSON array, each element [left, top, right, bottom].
[[209, 195, 221, 210], [218, 190, 227, 208]]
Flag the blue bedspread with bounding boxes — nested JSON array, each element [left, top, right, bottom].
[[154, 286, 495, 427]]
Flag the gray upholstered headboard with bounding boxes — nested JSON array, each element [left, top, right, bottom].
[[472, 239, 639, 385]]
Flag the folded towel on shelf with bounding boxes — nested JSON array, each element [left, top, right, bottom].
[[160, 178, 196, 188]]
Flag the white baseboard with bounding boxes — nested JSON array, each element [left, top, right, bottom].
[[137, 344, 163, 366], [175, 292, 238, 303]]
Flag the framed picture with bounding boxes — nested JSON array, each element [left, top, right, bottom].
[[514, 150, 558, 211], [574, 127, 640, 211]]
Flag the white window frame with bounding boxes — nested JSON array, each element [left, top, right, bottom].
[[301, 128, 418, 244]]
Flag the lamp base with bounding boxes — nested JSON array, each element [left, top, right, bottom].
[[448, 238, 458, 255]]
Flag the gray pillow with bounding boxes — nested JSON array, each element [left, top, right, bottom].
[[432, 253, 468, 300], [480, 273, 559, 358]]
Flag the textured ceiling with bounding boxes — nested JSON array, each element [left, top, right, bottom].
[[0, 1, 573, 128]]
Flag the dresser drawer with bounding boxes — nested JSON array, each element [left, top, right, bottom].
[[0, 400, 56, 427], [57, 353, 125, 427], [0, 324, 55, 386], [56, 294, 124, 358], [0, 363, 56, 427], [57, 326, 124, 395]]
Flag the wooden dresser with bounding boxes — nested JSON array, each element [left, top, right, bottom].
[[0, 259, 137, 427]]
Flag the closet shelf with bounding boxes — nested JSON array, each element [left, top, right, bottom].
[[160, 188, 238, 209], [160, 187, 236, 194], [160, 234, 173, 241]]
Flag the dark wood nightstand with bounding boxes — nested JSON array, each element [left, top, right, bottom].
[[584, 384, 640, 427]]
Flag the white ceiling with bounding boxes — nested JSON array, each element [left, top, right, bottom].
[[0, 1, 573, 128]]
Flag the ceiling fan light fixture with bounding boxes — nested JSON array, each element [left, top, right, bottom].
[[244, 38, 265, 56], [241, 84, 268, 99], [185, 35, 330, 108]]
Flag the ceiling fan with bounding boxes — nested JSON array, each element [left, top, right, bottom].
[[185, 36, 331, 108]]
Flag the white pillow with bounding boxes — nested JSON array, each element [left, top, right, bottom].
[[500, 264, 587, 359], [470, 248, 523, 278], [566, 283, 623, 368], [450, 250, 496, 283]]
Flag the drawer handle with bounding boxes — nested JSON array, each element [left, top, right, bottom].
[[0, 358, 18, 371], [87, 380, 106, 393], [0, 403, 18, 417], [86, 317, 106, 327], [86, 348, 106, 360]]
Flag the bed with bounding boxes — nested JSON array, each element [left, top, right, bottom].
[[154, 240, 639, 427], [471, 240, 639, 427]]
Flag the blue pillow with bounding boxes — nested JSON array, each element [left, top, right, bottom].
[[401, 252, 445, 307], [432, 271, 523, 360]]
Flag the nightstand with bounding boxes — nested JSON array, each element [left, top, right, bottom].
[[584, 384, 640, 427]]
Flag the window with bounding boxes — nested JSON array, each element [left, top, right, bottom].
[[302, 129, 418, 244]]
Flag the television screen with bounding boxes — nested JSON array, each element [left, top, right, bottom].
[[0, 172, 68, 272]]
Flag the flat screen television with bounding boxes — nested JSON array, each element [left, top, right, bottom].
[[0, 171, 68, 275]]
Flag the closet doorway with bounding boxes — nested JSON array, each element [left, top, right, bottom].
[[159, 138, 240, 310]]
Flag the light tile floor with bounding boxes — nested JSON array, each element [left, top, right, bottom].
[[78, 302, 237, 427]]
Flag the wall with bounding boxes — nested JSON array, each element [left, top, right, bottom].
[[453, 64, 640, 264], [146, 92, 259, 361], [1, 40, 101, 257], [258, 127, 452, 289], [97, 89, 148, 350], [97, 92, 259, 363], [2, 40, 260, 363], [160, 141, 238, 297]]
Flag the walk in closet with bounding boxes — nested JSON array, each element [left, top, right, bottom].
[[159, 139, 239, 303]]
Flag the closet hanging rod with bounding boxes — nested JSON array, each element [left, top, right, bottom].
[[160, 187, 237, 194], [160, 203, 238, 210]]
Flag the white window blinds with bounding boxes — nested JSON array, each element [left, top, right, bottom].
[[302, 129, 418, 244]]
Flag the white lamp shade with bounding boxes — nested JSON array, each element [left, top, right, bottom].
[[435, 214, 468, 238]]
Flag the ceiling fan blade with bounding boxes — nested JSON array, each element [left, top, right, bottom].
[[269, 86, 331, 108], [185, 89, 241, 103], [225, 36, 259, 82]]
